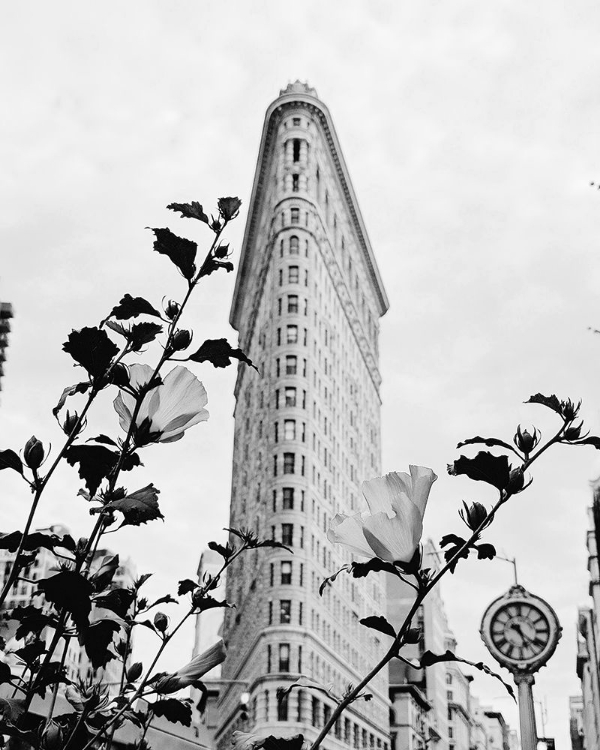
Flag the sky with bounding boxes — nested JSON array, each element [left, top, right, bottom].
[[2, 1, 600, 745]]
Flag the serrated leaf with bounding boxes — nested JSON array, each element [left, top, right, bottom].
[[207, 540, 233, 560], [217, 197, 242, 222], [350, 558, 398, 578], [80, 620, 121, 669], [87, 434, 119, 447], [151, 698, 193, 726], [0, 530, 76, 554], [261, 735, 305, 750], [105, 320, 129, 338], [130, 322, 163, 351], [177, 579, 198, 596], [167, 201, 209, 224], [193, 595, 230, 613], [103, 484, 163, 526], [476, 543, 496, 560], [526, 393, 563, 415], [63, 327, 119, 380], [189, 338, 257, 371], [14, 640, 46, 666], [419, 650, 515, 700], [94, 588, 135, 618], [439, 534, 467, 549], [110, 294, 161, 320], [448, 452, 511, 492], [360, 615, 396, 638], [65, 444, 120, 495], [52, 381, 91, 417], [38, 571, 94, 628], [10, 605, 55, 640], [456, 436, 518, 454], [150, 228, 197, 280], [0, 449, 23, 474]]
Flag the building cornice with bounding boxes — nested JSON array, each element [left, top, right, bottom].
[[230, 89, 389, 331]]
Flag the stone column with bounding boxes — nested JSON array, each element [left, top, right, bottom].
[[514, 672, 538, 750]]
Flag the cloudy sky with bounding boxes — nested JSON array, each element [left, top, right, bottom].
[[3, 1, 600, 744]]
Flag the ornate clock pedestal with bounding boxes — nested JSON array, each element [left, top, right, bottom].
[[514, 673, 537, 750], [480, 585, 562, 750]]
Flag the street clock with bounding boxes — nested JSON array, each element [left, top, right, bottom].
[[481, 585, 561, 673]]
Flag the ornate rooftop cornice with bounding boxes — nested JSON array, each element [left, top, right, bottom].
[[230, 85, 389, 330]]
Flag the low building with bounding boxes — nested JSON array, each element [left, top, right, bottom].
[[0, 301, 13, 393]]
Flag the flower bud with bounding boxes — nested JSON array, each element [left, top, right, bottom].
[[218, 197, 242, 222], [62, 410, 83, 437], [564, 421, 585, 441], [127, 662, 144, 682], [42, 721, 63, 750], [165, 300, 181, 320], [214, 243, 230, 259], [171, 329, 192, 352], [459, 501, 490, 531], [514, 426, 539, 455], [154, 612, 169, 633], [507, 467, 525, 494], [23, 436, 45, 470], [562, 399, 581, 421]]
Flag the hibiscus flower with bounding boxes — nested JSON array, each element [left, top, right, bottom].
[[155, 640, 226, 693], [327, 465, 437, 563], [113, 364, 208, 444]]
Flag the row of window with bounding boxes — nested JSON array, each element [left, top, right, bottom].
[[279, 235, 309, 257], [276, 325, 307, 345], [273, 419, 306, 443], [267, 599, 303, 626], [275, 355, 306, 377], [271, 523, 304, 548], [274, 388, 307, 409], [277, 294, 307, 316], [273, 452, 305, 477], [272, 487, 304, 513], [268, 560, 303, 586], [278, 265, 308, 286]]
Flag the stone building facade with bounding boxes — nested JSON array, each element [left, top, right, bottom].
[[215, 82, 390, 749]]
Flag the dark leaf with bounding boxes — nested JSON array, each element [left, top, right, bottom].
[[217, 197, 242, 221], [351, 558, 399, 578], [63, 327, 119, 380], [130, 322, 163, 351], [80, 620, 120, 669], [359, 615, 396, 638], [14, 640, 46, 666], [0, 696, 25, 724], [572, 436, 600, 449], [439, 534, 466, 549], [0, 661, 12, 685], [103, 484, 163, 527], [38, 571, 94, 628], [198, 258, 235, 277], [10, 605, 55, 640], [419, 650, 515, 700], [0, 530, 76, 553], [146, 594, 178, 610], [189, 338, 257, 371], [476, 543, 496, 560], [177, 579, 198, 596], [94, 588, 135, 618], [0, 450, 23, 474], [456, 436, 518, 454], [526, 393, 563, 415], [31, 661, 69, 698], [151, 698, 193, 726], [319, 565, 351, 595], [404, 627, 421, 644], [260, 735, 305, 750], [192, 595, 230, 613], [442, 543, 470, 574], [135, 573, 153, 590], [105, 320, 129, 338], [52, 381, 91, 417], [207, 540, 233, 560], [87, 434, 119, 447], [150, 228, 197, 280], [448, 452, 511, 491], [167, 201, 209, 224], [127, 662, 144, 682], [65, 444, 120, 495], [110, 294, 161, 320], [251, 539, 292, 552]]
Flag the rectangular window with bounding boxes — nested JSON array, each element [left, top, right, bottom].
[[289, 266, 299, 283], [287, 295, 299, 313], [279, 643, 290, 672], [299, 602, 303, 625], [274, 422, 279, 442], [301, 455, 305, 476], [278, 297, 282, 315], [270, 563, 274, 586], [312, 698, 319, 727], [277, 328, 281, 345], [292, 174, 299, 192], [275, 389, 280, 409], [279, 269, 283, 286], [303, 328, 308, 345], [282, 524, 294, 546], [285, 387, 297, 407], [285, 355, 297, 375], [283, 453, 295, 474], [273, 455, 277, 477], [268, 601, 273, 625], [293, 139, 301, 162], [293, 117, 301, 126], [290, 236, 299, 254], [291, 208, 300, 224], [284, 419, 296, 440], [281, 560, 292, 584], [299, 563, 304, 586], [278, 691, 289, 721], [286, 325, 298, 344], [282, 487, 294, 510], [280, 600, 291, 624], [276, 358, 280, 377], [272, 489, 277, 512], [267, 645, 272, 672]]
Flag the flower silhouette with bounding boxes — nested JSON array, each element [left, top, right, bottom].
[[155, 640, 226, 693], [114, 364, 208, 444], [327, 465, 437, 563]]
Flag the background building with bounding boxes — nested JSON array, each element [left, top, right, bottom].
[[215, 81, 390, 749], [0, 301, 13, 394]]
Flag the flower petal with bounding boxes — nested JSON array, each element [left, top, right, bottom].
[[407, 465, 438, 516], [327, 513, 377, 559], [362, 509, 422, 563]]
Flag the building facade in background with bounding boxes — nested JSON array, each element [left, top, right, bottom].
[[0, 301, 13, 393], [214, 81, 390, 749]]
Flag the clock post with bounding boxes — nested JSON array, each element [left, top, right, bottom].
[[480, 585, 562, 750]]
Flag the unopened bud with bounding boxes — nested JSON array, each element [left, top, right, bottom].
[[214, 243, 230, 259], [514, 425, 540, 455], [165, 300, 181, 320], [171, 329, 192, 352], [218, 197, 242, 222], [507, 467, 525, 494], [459, 501, 489, 531], [63, 410, 83, 437], [154, 612, 169, 633], [564, 421, 585, 441], [23, 436, 45, 470], [127, 662, 143, 682], [110, 363, 130, 388]]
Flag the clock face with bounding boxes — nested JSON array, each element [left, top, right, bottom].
[[489, 602, 551, 662]]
